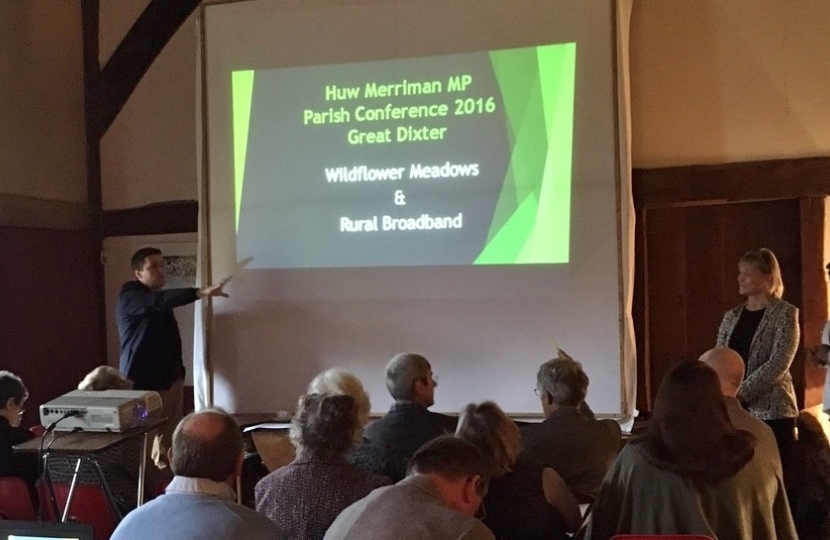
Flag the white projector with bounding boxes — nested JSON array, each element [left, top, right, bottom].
[[39, 390, 163, 432]]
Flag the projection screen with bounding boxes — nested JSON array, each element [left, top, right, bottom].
[[201, 0, 630, 416]]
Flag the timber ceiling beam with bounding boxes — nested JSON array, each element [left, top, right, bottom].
[[634, 156, 830, 209], [102, 200, 199, 237], [89, 0, 203, 140]]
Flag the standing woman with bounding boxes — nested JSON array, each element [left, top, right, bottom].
[[717, 248, 799, 462]]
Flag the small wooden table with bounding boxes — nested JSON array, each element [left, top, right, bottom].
[[14, 417, 167, 521]]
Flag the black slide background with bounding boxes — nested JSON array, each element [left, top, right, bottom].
[[237, 52, 510, 268]]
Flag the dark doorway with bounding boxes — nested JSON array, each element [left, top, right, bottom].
[[636, 199, 804, 410]]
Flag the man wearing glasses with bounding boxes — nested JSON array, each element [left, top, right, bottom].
[[0, 370, 39, 503], [521, 355, 621, 501], [366, 352, 458, 462]]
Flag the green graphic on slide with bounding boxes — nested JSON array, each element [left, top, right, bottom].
[[475, 43, 575, 265], [232, 70, 255, 232]]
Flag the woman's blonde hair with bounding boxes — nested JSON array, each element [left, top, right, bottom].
[[740, 248, 784, 299], [78, 366, 133, 391], [456, 401, 521, 476], [307, 369, 370, 442]]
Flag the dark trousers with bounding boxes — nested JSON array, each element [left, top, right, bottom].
[[764, 417, 797, 488]]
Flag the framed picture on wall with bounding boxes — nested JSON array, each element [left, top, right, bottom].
[[156, 242, 198, 289]]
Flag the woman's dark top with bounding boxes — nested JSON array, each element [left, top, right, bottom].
[[483, 456, 567, 540], [728, 307, 766, 366], [0, 416, 39, 503]]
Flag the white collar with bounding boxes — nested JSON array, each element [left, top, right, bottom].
[[165, 476, 237, 501]]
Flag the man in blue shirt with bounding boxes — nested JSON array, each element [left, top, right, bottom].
[[111, 409, 282, 540]]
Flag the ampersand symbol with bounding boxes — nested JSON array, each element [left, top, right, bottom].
[[394, 190, 406, 205]]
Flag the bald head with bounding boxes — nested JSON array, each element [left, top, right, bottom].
[[699, 347, 745, 397], [170, 408, 243, 482]]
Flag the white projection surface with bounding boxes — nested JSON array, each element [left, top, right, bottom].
[[202, 0, 628, 416]]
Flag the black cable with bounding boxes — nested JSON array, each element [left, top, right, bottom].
[[38, 410, 85, 478]]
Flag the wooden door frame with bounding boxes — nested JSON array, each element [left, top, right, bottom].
[[633, 157, 830, 412]]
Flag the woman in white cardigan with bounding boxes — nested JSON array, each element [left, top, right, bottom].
[[717, 248, 799, 463]]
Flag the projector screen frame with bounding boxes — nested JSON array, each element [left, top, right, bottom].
[[196, 0, 634, 419]]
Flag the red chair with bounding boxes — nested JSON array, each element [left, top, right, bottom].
[[40, 483, 118, 540], [610, 536, 716, 540], [0, 477, 36, 520]]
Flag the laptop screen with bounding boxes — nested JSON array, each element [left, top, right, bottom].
[[0, 521, 94, 540]]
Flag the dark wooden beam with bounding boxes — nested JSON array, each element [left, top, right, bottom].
[[90, 0, 203, 139], [634, 157, 830, 209], [103, 201, 199, 237], [80, 0, 202, 363], [800, 197, 828, 409], [81, 0, 107, 365]]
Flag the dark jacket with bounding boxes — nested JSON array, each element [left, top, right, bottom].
[[116, 281, 198, 391], [365, 402, 457, 462], [520, 406, 621, 499]]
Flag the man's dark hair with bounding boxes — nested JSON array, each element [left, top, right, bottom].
[[0, 370, 28, 406], [409, 436, 493, 494], [130, 247, 162, 271], [170, 408, 243, 482]]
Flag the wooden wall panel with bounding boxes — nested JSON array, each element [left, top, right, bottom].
[[800, 198, 828, 409], [683, 205, 724, 361], [642, 200, 804, 409], [0, 227, 102, 428], [644, 208, 687, 394], [633, 209, 649, 411]]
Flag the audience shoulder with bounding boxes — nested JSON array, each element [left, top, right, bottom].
[[233, 503, 284, 535], [461, 519, 498, 540], [206, 498, 286, 539], [600, 418, 622, 439]]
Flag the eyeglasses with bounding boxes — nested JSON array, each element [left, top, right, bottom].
[[533, 388, 542, 397]]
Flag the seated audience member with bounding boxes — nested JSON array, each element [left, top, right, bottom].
[[699, 347, 796, 535], [699, 348, 785, 470], [365, 353, 457, 462], [456, 401, 580, 540], [256, 393, 390, 540], [47, 366, 142, 513], [586, 360, 797, 540], [110, 408, 283, 540], [787, 411, 830, 539], [0, 370, 39, 500], [520, 355, 621, 499], [324, 436, 496, 540], [307, 368, 407, 481]]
